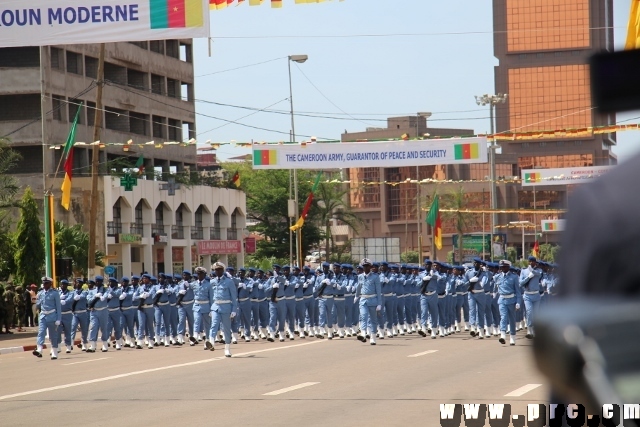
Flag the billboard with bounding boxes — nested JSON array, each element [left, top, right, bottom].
[[521, 166, 613, 187], [252, 137, 488, 170], [0, 0, 210, 48], [541, 219, 566, 232], [451, 233, 507, 263], [197, 240, 242, 255]]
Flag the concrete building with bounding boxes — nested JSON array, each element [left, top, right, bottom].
[[0, 41, 246, 275]]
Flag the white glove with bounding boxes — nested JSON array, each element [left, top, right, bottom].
[[143, 292, 149, 299], [527, 272, 535, 279], [226, 272, 233, 278], [210, 312, 213, 318], [273, 283, 279, 289], [74, 295, 81, 301], [303, 283, 308, 289], [95, 293, 103, 298], [323, 279, 330, 285], [423, 276, 431, 282], [107, 294, 113, 300], [61, 300, 66, 306], [336, 284, 342, 290], [515, 303, 521, 310], [258, 284, 263, 290], [332, 283, 337, 288], [307, 279, 313, 285], [156, 289, 164, 294], [230, 312, 236, 319], [100, 296, 107, 301], [470, 277, 479, 283], [55, 320, 60, 326], [384, 278, 389, 284], [482, 266, 487, 272], [285, 281, 290, 287], [179, 290, 186, 295], [295, 283, 300, 289], [376, 305, 382, 312], [119, 294, 126, 300]]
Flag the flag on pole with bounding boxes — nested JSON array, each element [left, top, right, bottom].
[[426, 195, 442, 250], [532, 238, 540, 258], [135, 154, 145, 175], [290, 172, 322, 232], [231, 170, 241, 188], [248, 0, 262, 5], [44, 193, 57, 287], [626, 0, 640, 49], [60, 103, 82, 210], [271, 0, 282, 8]]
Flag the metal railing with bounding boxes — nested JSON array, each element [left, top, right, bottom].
[[171, 225, 184, 239], [107, 221, 122, 237], [191, 226, 203, 240], [210, 227, 221, 240], [152, 224, 166, 236], [130, 223, 144, 236], [227, 228, 238, 240]]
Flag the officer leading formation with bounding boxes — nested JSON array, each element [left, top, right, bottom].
[[32, 256, 557, 360]]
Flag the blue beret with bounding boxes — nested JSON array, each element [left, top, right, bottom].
[[381, 261, 388, 266], [158, 273, 166, 277], [472, 257, 484, 264], [60, 279, 69, 284], [356, 265, 364, 270], [528, 256, 537, 262], [141, 273, 151, 279], [226, 266, 235, 271], [321, 262, 330, 267], [108, 277, 118, 282], [303, 266, 310, 271], [454, 265, 465, 271], [340, 264, 349, 269], [372, 262, 380, 267], [272, 264, 281, 269], [257, 269, 265, 273], [150, 276, 157, 281], [423, 258, 432, 264], [419, 267, 425, 271], [89, 279, 96, 284], [248, 267, 257, 272], [293, 266, 301, 270], [75, 278, 83, 282], [95, 275, 104, 281], [401, 264, 408, 269], [182, 270, 192, 275], [173, 274, 181, 279], [282, 265, 290, 269], [122, 276, 130, 282], [390, 264, 399, 270], [239, 267, 246, 272], [131, 275, 140, 280]]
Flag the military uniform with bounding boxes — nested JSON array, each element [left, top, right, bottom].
[[495, 260, 522, 346], [105, 277, 124, 350], [57, 280, 74, 353], [133, 274, 156, 349], [33, 277, 61, 359], [519, 256, 543, 339], [119, 277, 136, 348], [71, 279, 89, 351], [209, 262, 238, 357], [354, 259, 382, 345], [464, 258, 489, 339], [176, 271, 195, 345], [87, 276, 110, 352], [314, 262, 335, 339], [191, 267, 213, 348]]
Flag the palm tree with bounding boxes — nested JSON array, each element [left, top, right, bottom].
[[314, 180, 365, 262], [440, 186, 474, 264], [55, 221, 105, 276]]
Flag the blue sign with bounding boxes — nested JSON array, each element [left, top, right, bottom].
[[104, 265, 116, 275]]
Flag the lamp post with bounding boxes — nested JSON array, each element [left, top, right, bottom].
[[474, 93, 508, 260], [509, 220, 533, 261], [288, 55, 308, 266], [415, 112, 431, 258]]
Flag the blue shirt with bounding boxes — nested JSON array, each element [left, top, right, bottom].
[[192, 278, 213, 312], [519, 266, 543, 293], [133, 283, 154, 307], [87, 284, 108, 309], [59, 288, 74, 314], [36, 288, 61, 322], [314, 271, 335, 297], [120, 285, 135, 308], [105, 285, 122, 309], [71, 289, 88, 312], [210, 274, 238, 314], [464, 268, 488, 292], [355, 271, 382, 306], [495, 271, 523, 305]]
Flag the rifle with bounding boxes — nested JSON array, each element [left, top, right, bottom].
[[317, 273, 331, 298], [152, 283, 166, 307], [137, 285, 149, 311], [176, 281, 188, 306], [270, 272, 279, 303], [119, 286, 129, 309], [88, 286, 103, 309]]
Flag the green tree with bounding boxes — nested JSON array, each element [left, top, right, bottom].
[[54, 221, 105, 277], [14, 187, 45, 286], [440, 187, 474, 264], [401, 250, 420, 264], [538, 243, 560, 262], [506, 246, 518, 264], [0, 139, 21, 279]]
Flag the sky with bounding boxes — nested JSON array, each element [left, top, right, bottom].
[[191, 0, 639, 163]]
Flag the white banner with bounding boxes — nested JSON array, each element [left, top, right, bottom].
[[252, 137, 488, 170], [0, 0, 209, 48], [541, 220, 566, 232], [521, 166, 614, 187]]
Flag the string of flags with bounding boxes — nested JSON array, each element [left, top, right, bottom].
[[438, 208, 566, 214], [209, 0, 344, 10]]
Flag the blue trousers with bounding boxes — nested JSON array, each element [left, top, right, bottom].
[[193, 307, 211, 337], [491, 297, 501, 328], [359, 300, 378, 334], [437, 296, 447, 328], [269, 300, 286, 332], [210, 310, 232, 343], [106, 309, 123, 340], [120, 307, 136, 338], [523, 294, 540, 328], [251, 300, 269, 330], [137, 307, 155, 340], [154, 305, 171, 338], [295, 298, 306, 330], [499, 299, 517, 334], [57, 312, 73, 346], [345, 295, 356, 327], [317, 297, 334, 328], [169, 305, 179, 337], [285, 298, 296, 331], [89, 308, 109, 342], [420, 294, 438, 327], [239, 300, 252, 336], [71, 311, 89, 344], [382, 296, 396, 329], [302, 297, 316, 328], [334, 297, 346, 328], [483, 294, 494, 328], [37, 318, 59, 348], [468, 292, 485, 328], [177, 303, 194, 336], [396, 296, 406, 326]]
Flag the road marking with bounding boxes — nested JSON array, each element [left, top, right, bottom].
[[63, 357, 109, 366], [263, 382, 319, 396], [407, 350, 438, 358], [0, 340, 326, 401], [504, 384, 542, 397]]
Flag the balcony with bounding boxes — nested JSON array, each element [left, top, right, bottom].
[[210, 227, 221, 240], [191, 226, 203, 240], [172, 225, 184, 239], [227, 228, 238, 240], [107, 221, 122, 237], [152, 224, 166, 236], [130, 223, 144, 237]]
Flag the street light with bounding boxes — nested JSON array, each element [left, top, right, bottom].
[[509, 220, 534, 261], [415, 112, 431, 258], [289, 55, 308, 266], [475, 93, 508, 260]]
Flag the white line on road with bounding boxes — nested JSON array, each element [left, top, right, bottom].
[[504, 384, 542, 397], [63, 357, 109, 366], [0, 340, 327, 401], [407, 350, 438, 358], [263, 382, 319, 396]]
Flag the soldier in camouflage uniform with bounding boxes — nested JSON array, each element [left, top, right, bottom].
[[0, 285, 9, 334], [4, 283, 16, 331], [15, 285, 26, 331]]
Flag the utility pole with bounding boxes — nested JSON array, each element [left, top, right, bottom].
[[88, 43, 105, 277]]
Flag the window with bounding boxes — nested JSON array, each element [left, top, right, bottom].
[[66, 51, 82, 75], [50, 47, 63, 70], [168, 119, 180, 141], [0, 47, 39, 67], [152, 116, 166, 139], [349, 167, 380, 209], [182, 122, 195, 141], [129, 112, 149, 136], [127, 69, 147, 90], [105, 107, 128, 132], [104, 62, 126, 85], [68, 100, 83, 125], [52, 95, 65, 122], [86, 101, 98, 127], [150, 41, 165, 54], [128, 41, 148, 50], [0, 94, 40, 121], [85, 56, 98, 79], [151, 74, 165, 95], [167, 78, 178, 98], [166, 40, 179, 59]]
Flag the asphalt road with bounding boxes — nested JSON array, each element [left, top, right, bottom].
[[0, 330, 547, 426]]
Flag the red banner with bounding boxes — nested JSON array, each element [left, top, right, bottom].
[[245, 237, 256, 254], [197, 240, 242, 255]]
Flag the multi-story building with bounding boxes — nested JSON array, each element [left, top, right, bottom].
[[0, 41, 246, 275]]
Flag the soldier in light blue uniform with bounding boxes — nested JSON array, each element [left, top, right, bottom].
[[488, 263, 501, 337], [300, 266, 317, 337], [444, 265, 456, 335], [314, 262, 336, 339], [32, 277, 62, 359], [133, 274, 155, 349], [191, 267, 213, 348], [129, 275, 140, 337], [208, 261, 238, 357], [87, 275, 110, 352], [403, 267, 416, 333], [281, 265, 298, 340], [266, 266, 287, 342], [237, 268, 253, 342], [342, 265, 357, 336], [250, 269, 268, 340], [482, 262, 495, 338], [355, 259, 382, 345], [452, 266, 467, 332], [418, 260, 433, 337], [225, 266, 241, 344], [292, 266, 306, 338], [434, 262, 449, 338], [464, 258, 488, 339], [332, 264, 348, 338], [119, 277, 136, 348], [420, 261, 441, 339], [151, 274, 172, 347], [167, 274, 181, 345], [494, 260, 522, 345], [104, 277, 124, 350], [71, 278, 89, 351], [394, 265, 407, 335], [519, 256, 543, 339], [57, 279, 74, 354], [175, 270, 195, 345]]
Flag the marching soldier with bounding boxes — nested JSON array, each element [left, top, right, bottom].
[[250, 269, 269, 340], [495, 260, 522, 346], [176, 270, 195, 346], [168, 274, 180, 345], [419, 260, 440, 339], [119, 277, 136, 348], [71, 278, 89, 351], [282, 266, 297, 340], [151, 274, 171, 347], [434, 262, 448, 338], [342, 265, 357, 337], [192, 267, 213, 349], [266, 265, 287, 342], [57, 279, 74, 354], [464, 258, 488, 339], [32, 277, 61, 359], [519, 256, 543, 339], [208, 262, 239, 357], [315, 262, 335, 339], [237, 268, 253, 342], [300, 266, 317, 337], [354, 259, 382, 345], [105, 277, 124, 350], [133, 274, 155, 350], [87, 275, 110, 353]]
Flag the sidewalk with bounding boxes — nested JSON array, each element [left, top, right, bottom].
[[0, 326, 74, 355]]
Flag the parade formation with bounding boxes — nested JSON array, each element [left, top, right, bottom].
[[32, 256, 558, 360]]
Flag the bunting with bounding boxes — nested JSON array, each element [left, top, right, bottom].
[[209, 0, 340, 9]]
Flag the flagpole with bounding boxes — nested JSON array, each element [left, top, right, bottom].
[[88, 43, 105, 278]]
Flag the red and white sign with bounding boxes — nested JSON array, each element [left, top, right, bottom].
[[197, 240, 242, 255], [245, 238, 256, 254]]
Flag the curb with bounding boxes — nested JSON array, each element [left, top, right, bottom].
[[0, 340, 84, 355]]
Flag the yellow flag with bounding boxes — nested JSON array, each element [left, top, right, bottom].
[[626, 0, 640, 50]]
